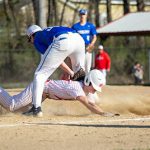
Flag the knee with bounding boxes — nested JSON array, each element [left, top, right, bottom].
[[34, 73, 46, 82]]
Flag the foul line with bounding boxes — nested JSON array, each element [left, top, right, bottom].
[[0, 117, 150, 128]]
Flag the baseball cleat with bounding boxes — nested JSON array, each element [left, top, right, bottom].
[[23, 105, 43, 117], [71, 68, 85, 81]]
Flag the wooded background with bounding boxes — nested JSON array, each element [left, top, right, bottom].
[[0, 0, 150, 87]]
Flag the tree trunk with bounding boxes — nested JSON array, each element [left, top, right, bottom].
[[136, 0, 145, 11], [32, 0, 47, 28], [106, 0, 112, 23], [7, 0, 20, 38], [88, 0, 95, 24], [136, 0, 145, 48], [95, 0, 100, 27], [32, 0, 39, 24], [123, 0, 130, 45], [2, 0, 15, 75], [123, 0, 130, 14], [38, 0, 47, 28], [60, 0, 69, 26], [47, 0, 58, 26]]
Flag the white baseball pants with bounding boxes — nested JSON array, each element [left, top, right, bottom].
[[0, 83, 33, 111], [100, 69, 107, 85], [85, 52, 92, 74], [32, 32, 85, 108]]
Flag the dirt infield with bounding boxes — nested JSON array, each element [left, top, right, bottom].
[[0, 85, 150, 150]]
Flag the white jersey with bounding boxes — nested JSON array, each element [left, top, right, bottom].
[[0, 80, 85, 111], [44, 80, 85, 100]]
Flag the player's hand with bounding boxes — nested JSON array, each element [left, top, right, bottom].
[[101, 112, 120, 117], [107, 69, 110, 73], [60, 72, 70, 81], [86, 44, 94, 53]]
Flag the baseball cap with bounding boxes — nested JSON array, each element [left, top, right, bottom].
[[79, 9, 88, 15], [27, 25, 42, 37], [98, 45, 104, 50]]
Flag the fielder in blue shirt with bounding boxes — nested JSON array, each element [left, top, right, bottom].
[[72, 9, 97, 74], [24, 25, 85, 117]]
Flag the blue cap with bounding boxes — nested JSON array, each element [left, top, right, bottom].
[[79, 9, 88, 15]]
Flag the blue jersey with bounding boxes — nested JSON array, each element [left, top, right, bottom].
[[72, 22, 97, 45], [34, 26, 75, 54]]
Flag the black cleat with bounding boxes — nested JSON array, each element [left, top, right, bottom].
[[23, 105, 43, 117]]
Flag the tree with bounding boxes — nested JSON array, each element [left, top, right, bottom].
[[47, 0, 58, 26], [123, 0, 130, 14], [31, 0, 47, 28], [136, 0, 145, 48], [32, 0, 39, 25], [123, 0, 130, 45], [88, 0, 100, 27], [136, 0, 145, 11], [95, 0, 100, 27], [106, 0, 112, 23], [38, 0, 47, 28], [60, 0, 69, 26]]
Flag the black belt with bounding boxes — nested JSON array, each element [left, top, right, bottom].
[[55, 31, 76, 38]]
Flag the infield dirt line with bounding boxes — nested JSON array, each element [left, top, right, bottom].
[[0, 117, 150, 128]]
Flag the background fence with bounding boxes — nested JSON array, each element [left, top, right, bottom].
[[0, 45, 149, 88]]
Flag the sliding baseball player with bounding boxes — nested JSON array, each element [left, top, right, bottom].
[[0, 70, 118, 117]]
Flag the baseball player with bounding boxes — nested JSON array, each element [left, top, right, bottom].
[[72, 9, 97, 74], [0, 70, 118, 117], [26, 25, 86, 117]]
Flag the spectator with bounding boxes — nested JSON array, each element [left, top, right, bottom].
[[94, 45, 111, 85], [72, 9, 97, 74], [132, 61, 144, 85]]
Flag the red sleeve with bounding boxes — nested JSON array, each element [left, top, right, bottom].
[[105, 52, 111, 70], [94, 54, 99, 69]]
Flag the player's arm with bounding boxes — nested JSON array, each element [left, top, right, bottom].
[[105, 53, 111, 72], [86, 35, 97, 52], [76, 95, 105, 115], [86, 24, 97, 52], [76, 95, 118, 117], [60, 62, 74, 78]]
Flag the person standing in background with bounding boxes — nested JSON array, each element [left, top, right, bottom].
[[72, 9, 97, 74], [94, 45, 111, 85], [132, 61, 144, 85]]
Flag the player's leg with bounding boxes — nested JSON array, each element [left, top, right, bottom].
[[69, 33, 85, 72], [31, 38, 74, 116], [0, 87, 14, 111], [100, 69, 107, 85], [13, 83, 33, 111], [85, 52, 92, 74]]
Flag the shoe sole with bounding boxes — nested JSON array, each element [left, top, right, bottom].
[[22, 112, 34, 116], [23, 112, 43, 117], [34, 112, 43, 118]]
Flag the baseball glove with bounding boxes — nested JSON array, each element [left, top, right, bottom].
[[71, 68, 85, 81]]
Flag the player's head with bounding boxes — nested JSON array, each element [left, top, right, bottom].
[[27, 25, 42, 42], [79, 9, 88, 15], [79, 9, 88, 21], [98, 45, 104, 50], [98, 45, 104, 53], [84, 69, 105, 93]]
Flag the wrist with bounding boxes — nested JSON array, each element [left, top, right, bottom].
[[70, 71, 74, 78]]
